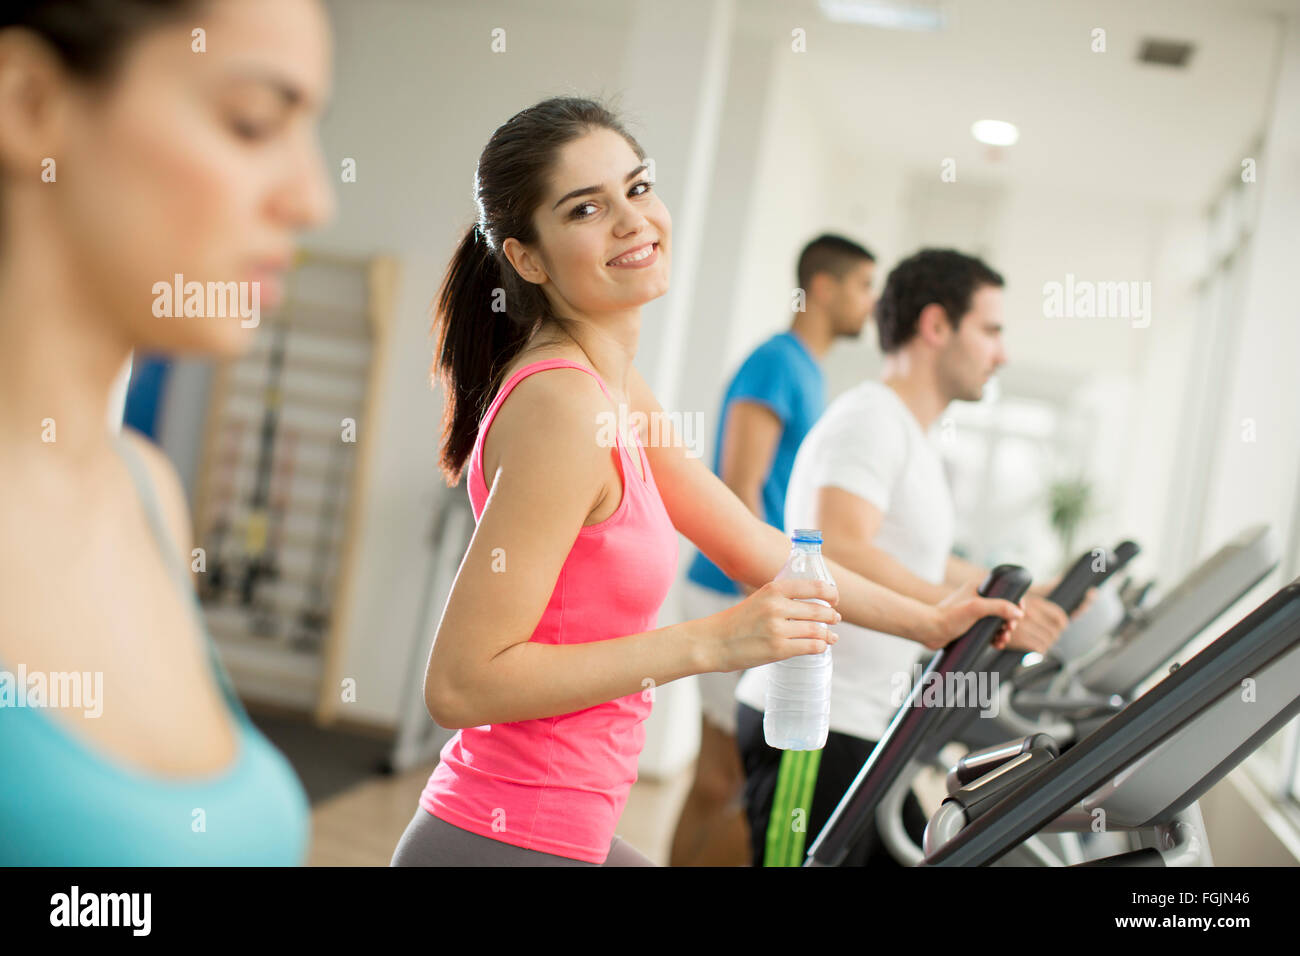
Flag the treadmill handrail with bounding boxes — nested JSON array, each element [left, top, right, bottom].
[[804, 564, 1032, 866], [921, 577, 1300, 867], [983, 540, 1140, 687], [1083, 525, 1278, 697]]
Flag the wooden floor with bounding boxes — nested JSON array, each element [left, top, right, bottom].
[[307, 759, 696, 867]]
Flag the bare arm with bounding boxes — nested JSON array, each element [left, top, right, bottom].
[[628, 368, 1021, 650], [717, 399, 782, 595], [818, 486, 953, 605], [945, 553, 988, 590], [718, 399, 779, 520], [423, 370, 839, 729], [817, 483, 1063, 652], [424, 370, 704, 728]]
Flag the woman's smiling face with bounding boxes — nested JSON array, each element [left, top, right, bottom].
[[505, 126, 672, 319]]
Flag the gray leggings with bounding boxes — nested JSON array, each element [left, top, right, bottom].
[[390, 808, 657, 867]]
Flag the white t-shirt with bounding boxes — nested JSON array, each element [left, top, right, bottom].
[[735, 381, 956, 741]]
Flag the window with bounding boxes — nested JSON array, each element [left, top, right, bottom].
[[1201, 141, 1300, 820], [941, 385, 1097, 576]]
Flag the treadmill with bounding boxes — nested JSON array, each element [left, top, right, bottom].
[[918, 575, 1300, 866], [821, 550, 1126, 867], [991, 524, 1279, 747], [874, 526, 1278, 864], [804, 548, 1293, 866]]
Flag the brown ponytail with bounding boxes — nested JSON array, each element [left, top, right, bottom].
[[431, 97, 645, 486]]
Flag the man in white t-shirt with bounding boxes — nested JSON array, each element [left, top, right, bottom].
[[670, 235, 877, 867], [736, 248, 1074, 867]]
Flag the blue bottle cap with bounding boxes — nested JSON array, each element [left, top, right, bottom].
[[792, 529, 822, 545]]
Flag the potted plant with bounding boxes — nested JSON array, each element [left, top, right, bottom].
[[1048, 476, 1093, 569]]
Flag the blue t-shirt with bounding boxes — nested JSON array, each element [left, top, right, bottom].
[[687, 331, 825, 596]]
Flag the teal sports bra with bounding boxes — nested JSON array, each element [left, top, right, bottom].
[[0, 433, 311, 865]]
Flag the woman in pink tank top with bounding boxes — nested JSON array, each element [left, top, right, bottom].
[[391, 98, 1024, 867]]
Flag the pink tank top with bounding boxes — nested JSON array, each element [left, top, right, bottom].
[[420, 359, 679, 863]]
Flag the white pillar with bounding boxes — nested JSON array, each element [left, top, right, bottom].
[[107, 352, 133, 434], [618, 0, 736, 412], [616, 0, 743, 781]]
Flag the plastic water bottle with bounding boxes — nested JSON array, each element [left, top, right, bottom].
[[763, 529, 836, 750]]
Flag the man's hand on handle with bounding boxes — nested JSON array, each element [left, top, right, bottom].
[[1000, 581, 1099, 655], [922, 581, 1025, 652]]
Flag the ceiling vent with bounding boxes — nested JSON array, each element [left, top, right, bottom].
[[1137, 38, 1195, 68]]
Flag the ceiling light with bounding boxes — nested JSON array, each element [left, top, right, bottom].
[[972, 120, 1019, 146], [818, 0, 949, 31]]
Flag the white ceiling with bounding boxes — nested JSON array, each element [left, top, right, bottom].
[[749, 0, 1289, 207], [412, 0, 1290, 208]]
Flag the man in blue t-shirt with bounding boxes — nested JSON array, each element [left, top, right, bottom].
[[669, 234, 877, 867]]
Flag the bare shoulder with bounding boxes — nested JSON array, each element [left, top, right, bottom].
[[487, 363, 612, 471], [119, 428, 195, 558]]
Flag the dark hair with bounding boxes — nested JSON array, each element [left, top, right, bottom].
[[432, 96, 646, 486], [796, 233, 875, 292], [1, 1, 206, 80], [874, 248, 1004, 353]]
